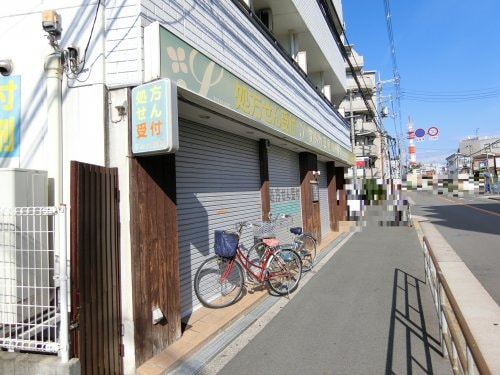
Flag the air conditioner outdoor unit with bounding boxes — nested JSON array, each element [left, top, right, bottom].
[[257, 8, 273, 31], [0, 168, 50, 325]]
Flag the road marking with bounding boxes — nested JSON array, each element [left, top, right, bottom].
[[439, 197, 500, 217]]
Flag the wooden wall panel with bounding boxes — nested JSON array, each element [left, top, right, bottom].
[[326, 162, 338, 231], [335, 167, 347, 222], [129, 154, 181, 366], [299, 152, 321, 241], [259, 139, 270, 220]]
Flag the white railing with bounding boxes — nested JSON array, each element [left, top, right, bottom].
[[0, 206, 68, 361], [423, 237, 485, 374]]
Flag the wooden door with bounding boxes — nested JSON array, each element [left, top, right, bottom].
[[70, 161, 123, 374]]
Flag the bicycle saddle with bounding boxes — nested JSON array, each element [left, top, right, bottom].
[[290, 227, 302, 235]]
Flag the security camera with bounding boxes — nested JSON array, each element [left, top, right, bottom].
[[0, 60, 13, 76], [42, 10, 61, 36], [115, 102, 127, 117]]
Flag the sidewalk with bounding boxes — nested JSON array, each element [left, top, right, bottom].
[[142, 204, 452, 374], [209, 209, 452, 374], [136, 223, 354, 375]]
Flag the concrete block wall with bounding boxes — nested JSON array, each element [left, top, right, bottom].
[[0, 352, 80, 375]]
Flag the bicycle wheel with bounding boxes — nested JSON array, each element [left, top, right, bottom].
[[245, 241, 268, 279], [265, 249, 302, 295], [298, 233, 317, 272], [194, 256, 244, 308]]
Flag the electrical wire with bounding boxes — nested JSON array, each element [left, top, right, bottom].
[[401, 87, 500, 102], [79, 0, 101, 74], [316, 0, 384, 134], [65, 0, 101, 81], [383, 0, 404, 170]]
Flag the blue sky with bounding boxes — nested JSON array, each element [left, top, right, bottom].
[[342, 0, 500, 165]]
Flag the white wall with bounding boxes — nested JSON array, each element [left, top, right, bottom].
[[105, 0, 143, 86], [291, 0, 346, 90], [108, 87, 135, 373], [1, 1, 107, 204]]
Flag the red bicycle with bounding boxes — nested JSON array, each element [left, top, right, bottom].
[[194, 222, 302, 308]]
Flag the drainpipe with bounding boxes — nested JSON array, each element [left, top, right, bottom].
[[45, 51, 69, 363], [44, 51, 63, 205]]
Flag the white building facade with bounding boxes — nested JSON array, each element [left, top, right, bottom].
[[338, 46, 383, 179]]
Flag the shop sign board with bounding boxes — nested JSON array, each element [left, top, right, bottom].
[[131, 79, 179, 155], [145, 23, 354, 165], [0, 76, 21, 157]]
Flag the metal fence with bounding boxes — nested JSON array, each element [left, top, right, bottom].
[[423, 237, 485, 375], [0, 206, 68, 361]]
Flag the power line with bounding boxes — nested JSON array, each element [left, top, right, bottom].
[[401, 87, 500, 102], [383, 0, 404, 172]]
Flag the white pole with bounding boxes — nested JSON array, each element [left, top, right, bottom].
[[45, 50, 68, 362], [44, 51, 63, 206], [58, 205, 69, 363]]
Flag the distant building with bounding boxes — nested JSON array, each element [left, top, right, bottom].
[[339, 46, 383, 179], [458, 136, 500, 174], [446, 153, 470, 176]]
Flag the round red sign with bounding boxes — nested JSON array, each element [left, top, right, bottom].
[[427, 126, 439, 136]]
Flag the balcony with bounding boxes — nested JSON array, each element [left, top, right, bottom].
[[346, 75, 375, 93], [355, 121, 378, 135], [340, 97, 376, 113], [354, 144, 380, 158], [251, 0, 347, 105], [345, 44, 364, 69]]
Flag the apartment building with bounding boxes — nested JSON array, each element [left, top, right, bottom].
[[1, 1, 353, 372], [339, 45, 384, 179]]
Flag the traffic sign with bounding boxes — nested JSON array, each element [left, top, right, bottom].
[[427, 126, 438, 136], [414, 128, 425, 142], [428, 126, 439, 140], [414, 128, 425, 137]]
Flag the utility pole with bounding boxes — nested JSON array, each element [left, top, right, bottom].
[[349, 90, 358, 191]]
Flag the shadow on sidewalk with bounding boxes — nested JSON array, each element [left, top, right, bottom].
[[385, 268, 445, 374]]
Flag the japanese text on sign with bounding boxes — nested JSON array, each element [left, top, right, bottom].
[[0, 76, 20, 157], [131, 79, 178, 155]]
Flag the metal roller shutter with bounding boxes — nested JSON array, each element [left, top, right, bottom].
[[318, 161, 330, 237], [267, 146, 302, 244], [176, 121, 261, 316]]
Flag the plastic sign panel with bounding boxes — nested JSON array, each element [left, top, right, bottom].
[[0, 76, 21, 157], [427, 126, 438, 141], [414, 128, 425, 142], [132, 79, 178, 155], [147, 23, 355, 165]]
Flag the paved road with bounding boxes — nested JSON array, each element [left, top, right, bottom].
[[409, 191, 500, 304], [198, 207, 452, 374]]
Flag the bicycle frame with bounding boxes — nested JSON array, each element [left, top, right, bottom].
[[215, 221, 295, 283], [218, 244, 290, 284], [236, 245, 271, 281]]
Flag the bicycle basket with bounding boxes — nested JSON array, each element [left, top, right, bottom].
[[214, 230, 239, 258], [253, 222, 277, 239]]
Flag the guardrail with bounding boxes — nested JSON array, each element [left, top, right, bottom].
[[0, 206, 69, 362], [423, 236, 489, 374]]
